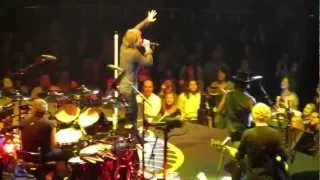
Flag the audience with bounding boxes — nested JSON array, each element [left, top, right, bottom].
[[177, 80, 201, 122], [136, 79, 162, 122]]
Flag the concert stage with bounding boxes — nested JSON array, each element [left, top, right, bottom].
[[145, 123, 320, 180]]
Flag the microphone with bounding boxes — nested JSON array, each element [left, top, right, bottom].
[[106, 64, 124, 72], [250, 75, 263, 81], [142, 39, 160, 47], [40, 54, 57, 61]]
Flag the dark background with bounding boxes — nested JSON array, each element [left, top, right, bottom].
[[0, 0, 318, 108]]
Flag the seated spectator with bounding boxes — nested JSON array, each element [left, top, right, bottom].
[[302, 103, 317, 124], [31, 74, 61, 99], [178, 80, 201, 122], [136, 79, 162, 122], [157, 92, 180, 121], [275, 76, 299, 110], [207, 64, 234, 107], [159, 79, 176, 98], [1, 77, 15, 96], [305, 112, 320, 133]]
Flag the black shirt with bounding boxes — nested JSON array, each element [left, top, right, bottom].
[[21, 116, 55, 154], [237, 126, 287, 176], [224, 90, 255, 138]]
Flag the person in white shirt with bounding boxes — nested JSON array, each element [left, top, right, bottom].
[[178, 79, 201, 121], [136, 79, 162, 122]]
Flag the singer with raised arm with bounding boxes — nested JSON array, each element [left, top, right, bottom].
[[118, 9, 157, 122]]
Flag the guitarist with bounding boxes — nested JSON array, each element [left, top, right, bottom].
[[236, 103, 288, 180]]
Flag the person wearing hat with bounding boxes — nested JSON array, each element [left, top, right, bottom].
[[216, 71, 256, 142]]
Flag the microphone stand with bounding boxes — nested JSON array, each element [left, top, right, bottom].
[[121, 77, 151, 180], [257, 81, 273, 106], [148, 136, 158, 177]]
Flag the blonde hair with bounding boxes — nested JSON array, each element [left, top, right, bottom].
[[122, 29, 141, 48], [251, 103, 271, 123], [31, 98, 48, 114]]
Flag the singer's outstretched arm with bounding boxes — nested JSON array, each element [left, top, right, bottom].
[[134, 9, 157, 30]]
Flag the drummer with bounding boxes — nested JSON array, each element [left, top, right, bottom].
[[31, 74, 61, 99], [20, 98, 73, 178]]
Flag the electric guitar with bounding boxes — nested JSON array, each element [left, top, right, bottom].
[[210, 138, 289, 180], [210, 138, 238, 158]]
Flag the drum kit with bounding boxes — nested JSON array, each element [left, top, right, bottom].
[[0, 85, 141, 179]]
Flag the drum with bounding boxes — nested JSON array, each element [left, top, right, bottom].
[[56, 127, 82, 146], [68, 156, 86, 165], [99, 97, 127, 121], [80, 143, 113, 156], [78, 108, 112, 136], [78, 108, 100, 128], [55, 104, 80, 124]]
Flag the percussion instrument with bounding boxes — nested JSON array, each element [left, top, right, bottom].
[[55, 104, 80, 124], [68, 156, 86, 165], [99, 97, 127, 120], [56, 127, 82, 145], [78, 108, 100, 128], [80, 143, 113, 156]]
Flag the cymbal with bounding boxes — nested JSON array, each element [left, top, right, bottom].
[[77, 107, 100, 128], [44, 91, 65, 102], [55, 104, 80, 124], [69, 85, 99, 95], [5, 90, 30, 101]]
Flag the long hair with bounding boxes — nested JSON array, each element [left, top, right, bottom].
[[216, 64, 231, 81], [184, 79, 200, 99], [121, 29, 141, 48], [161, 92, 178, 115]]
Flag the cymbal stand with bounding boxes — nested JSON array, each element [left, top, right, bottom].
[[148, 136, 158, 177]]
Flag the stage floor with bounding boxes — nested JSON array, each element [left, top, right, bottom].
[[142, 123, 319, 180]]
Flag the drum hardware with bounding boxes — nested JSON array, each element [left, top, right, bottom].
[[145, 119, 182, 180], [8, 91, 31, 125]]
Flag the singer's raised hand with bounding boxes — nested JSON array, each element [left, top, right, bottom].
[[146, 9, 157, 23]]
